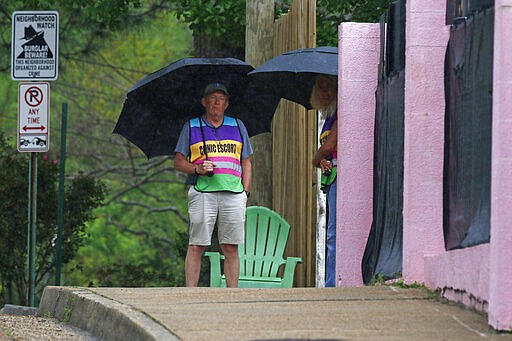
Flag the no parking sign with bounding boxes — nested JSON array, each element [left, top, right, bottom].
[[18, 82, 50, 152]]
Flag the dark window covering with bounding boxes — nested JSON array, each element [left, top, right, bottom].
[[362, 0, 405, 285], [446, 0, 494, 24], [443, 6, 494, 250]]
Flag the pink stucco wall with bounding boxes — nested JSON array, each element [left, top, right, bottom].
[[335, 1, 511, 330], [403, 0, 512, 331], [336, 23, 379, 287], [402, 0, 447, 283], [406, 0, 492, 313], [489, 0, 512, 330], [424, 244, 490, 311]]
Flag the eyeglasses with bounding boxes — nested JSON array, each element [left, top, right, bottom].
[[207, 95, 227, 103]]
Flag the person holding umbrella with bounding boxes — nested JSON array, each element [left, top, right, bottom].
[[311, 75, 338, 287], [174, 82, 253, 288], [247, 46, 339, 287]]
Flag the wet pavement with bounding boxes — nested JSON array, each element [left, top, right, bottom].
[[37, 286, 512, 341]]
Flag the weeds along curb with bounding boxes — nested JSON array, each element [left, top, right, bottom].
[[37, 286, 178, 341]]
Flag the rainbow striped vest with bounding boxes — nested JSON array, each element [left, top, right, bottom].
[[320, 111, 338, 163], [189, 116, 244, 193]]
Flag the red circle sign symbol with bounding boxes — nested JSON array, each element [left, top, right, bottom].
[[24, 86, 44, 107]]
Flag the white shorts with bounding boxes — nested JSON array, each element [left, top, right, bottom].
[[187, 187, 247, 245]]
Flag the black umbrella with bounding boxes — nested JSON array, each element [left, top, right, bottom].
[[114, 57, 280, 158], [247, 46, 338, 110]]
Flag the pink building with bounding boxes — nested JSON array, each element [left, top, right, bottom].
[[336, 0, 512, 331]]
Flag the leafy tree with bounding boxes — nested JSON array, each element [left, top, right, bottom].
[[0, 0, 176, 72], [0, 132, 106, 306], [0, 0, 398, 292], [172, 0, 395, 57], [173, 0, 246, 58], [1, 1, 196, 291], [316, 0, 395, 46], [54, 12, 192, 288], [1, 0, 395, 68], [64, 202, 189, 287]]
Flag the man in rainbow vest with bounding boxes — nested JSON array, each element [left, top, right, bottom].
[[174, 83, 253, 288]]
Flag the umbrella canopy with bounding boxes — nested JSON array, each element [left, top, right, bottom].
[[247, 46, 338, 110], [114, 57, 280, 158]]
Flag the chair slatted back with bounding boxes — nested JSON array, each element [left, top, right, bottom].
[[239, 206, 290, 278]]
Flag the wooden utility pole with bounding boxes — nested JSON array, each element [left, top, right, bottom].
[[246, 0, 275, 208], [246, 0, 274, 66]]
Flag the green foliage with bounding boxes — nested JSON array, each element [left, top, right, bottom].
[[64, 194, 189, 287], [1, 1, 193, 293], [174, 0, 244, 40], [369, 272, 404, 286], [9, 0, 142, 28], [317, 0, 396, 46], [0, 0, 147, 72], [390, 280, 440, 300], [53, 12, 192, 288], [369, 274, 434, 296], [42, 311, 54, 318], [0, 132, 106, 306], [62, 296, 75, 323], [172, 0, 395, 55], [369, 273, 387, 285], [173, 0, 246, 57], [1, 0, 396, 67], [0, 0, 400, 292], [0, 73, 17, 134], [391, 280, 425, 289]]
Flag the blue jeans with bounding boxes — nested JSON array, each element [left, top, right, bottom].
[[325, 178, 337, 287]]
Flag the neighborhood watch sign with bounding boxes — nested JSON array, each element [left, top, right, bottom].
[[11, 11, 59, 81]]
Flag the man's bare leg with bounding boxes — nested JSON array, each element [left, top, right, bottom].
[[220, 244, 239, 288], [185, 245, 206, 287]]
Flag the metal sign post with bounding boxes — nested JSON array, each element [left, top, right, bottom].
[[17, 82, 49, 305], [12, 10, 59, 306], [55, 103, 68, 286], [26, 152, 37, 306]]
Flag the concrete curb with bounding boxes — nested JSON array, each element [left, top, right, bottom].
[[37, 286, 179, 341], [0, 304, 37, 316]]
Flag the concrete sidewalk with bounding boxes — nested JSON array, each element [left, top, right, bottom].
[[38, 286, 511, 341]]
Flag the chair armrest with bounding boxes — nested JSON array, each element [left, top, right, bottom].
[[281, 257, 302, 288], [204, 252, 223, 287]]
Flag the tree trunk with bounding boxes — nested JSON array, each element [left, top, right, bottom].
[[193, 34, 244, 59]]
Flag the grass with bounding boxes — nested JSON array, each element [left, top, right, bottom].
[[0, 325, 14, 338], [62, 297, 76, 323], [369, 272, 441, 300], [42, 311, 54, 319]]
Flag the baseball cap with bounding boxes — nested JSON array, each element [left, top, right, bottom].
[[203, 83, 230, 97]]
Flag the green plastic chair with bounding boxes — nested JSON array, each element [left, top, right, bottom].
[[205, 206, 302, 288]]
